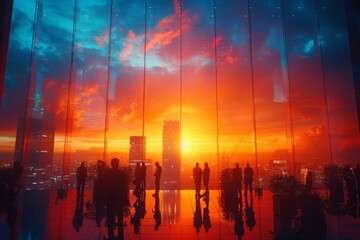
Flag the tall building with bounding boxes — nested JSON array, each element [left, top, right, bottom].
[[14, 108, 55, 190], [129, 136, 146, 167], [162, 120, 181, 190], [269, 160, 288, 176]]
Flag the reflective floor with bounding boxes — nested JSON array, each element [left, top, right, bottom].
[[1, 190, 360, 240]]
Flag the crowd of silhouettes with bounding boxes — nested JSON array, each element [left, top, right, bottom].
[[79, 158, 129, 240], [9, 157, 360, 239], [325, 164, 360, 218]]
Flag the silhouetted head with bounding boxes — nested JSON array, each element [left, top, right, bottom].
[[246, 163, 250, 167], [196, 162, 199, 167], [136, 162, 140, 167], [235, 162, 239, 167], [155, 162, 159, 167], [80, 161, 85, 166], [111, 158, 120, 168], [142, 162, 145, 166], [204, 162, 208, 167]]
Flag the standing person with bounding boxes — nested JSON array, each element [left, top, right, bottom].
[[233, 162, 242, 201], [193, 162, 203, 196], [305, 171, 313, 193], [76, 162, 87, 200], [153, 162, 162, 197], [140, 162, 147, 190], [105, 158, 129, 240], [244, 163, 254, 196], [203, 162, 210, 195]]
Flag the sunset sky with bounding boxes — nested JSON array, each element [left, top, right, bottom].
[[0, 0, 359, 169]]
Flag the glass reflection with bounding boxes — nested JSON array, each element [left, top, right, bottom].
[[0, 0, 360, 239], [244, 195, 255, 232], [153, 193, 161, 231]]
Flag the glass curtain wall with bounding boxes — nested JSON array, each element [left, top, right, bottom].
[[1, 0, 359, 190]]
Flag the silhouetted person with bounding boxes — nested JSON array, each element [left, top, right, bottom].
[[233, 162, 243, 201], [153, 194, 161, 231], [343, 165, 358, 218], [193, 194, 202, 232], [193, 162, 202, 196], [153, 162, 162, 197], [105, 158, 129, 240], [244, 163, 254, 196], [203, 194, 211, 232], [245, 194, 255, 231], [76, 162, 87, 203], [140, 162, 147, 190], [305, 171, 313, 193], [203, 162, 210, 195], [93, 160, 106, 226]]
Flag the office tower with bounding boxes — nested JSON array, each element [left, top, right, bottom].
[[269, 159, 288, 176], [129, 136, 146, 167], [14, 108, 55, 190], [162, 120, 181, 190]]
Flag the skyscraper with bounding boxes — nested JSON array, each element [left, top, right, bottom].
[[129, 136, 146, 167], [14, 108, 55, 190], [162, 120, 181, 190]]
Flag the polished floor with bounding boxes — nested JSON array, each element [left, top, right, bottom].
[[0, 189, 360, 240]]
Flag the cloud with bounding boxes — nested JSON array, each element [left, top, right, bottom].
[[94, 31, 109, 48], [121, 102, 138, 123], [118, 0, 197, 68], [119, 30, 136, 64]]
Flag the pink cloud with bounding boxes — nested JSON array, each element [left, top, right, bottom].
[[147, 28, 181, 50], [119, 30, 136, 63], [94, 31, 109, 48], [212, 35, 223, 48]]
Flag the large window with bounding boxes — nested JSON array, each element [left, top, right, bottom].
[[1, 0, 358, 189]]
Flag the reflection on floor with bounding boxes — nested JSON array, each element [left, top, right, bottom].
[[0, 190, 360, 239]]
